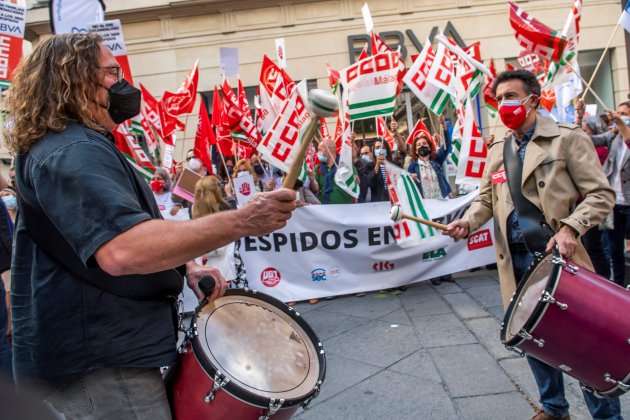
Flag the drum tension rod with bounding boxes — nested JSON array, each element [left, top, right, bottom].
[[258, 398, 285, 420], [604, 373, 630, 392], [517, 330, 545, 347], [203, 372, 230, 403], [540, 291, 568, 310]]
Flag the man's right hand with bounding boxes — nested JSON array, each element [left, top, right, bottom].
[[443, 219, 470, 241], [239, 188, 297, 236]]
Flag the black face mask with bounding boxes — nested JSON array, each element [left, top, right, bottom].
[[107, 80, 141, 124], [253, 164, 265, 176], [418, 146, 430, 157]]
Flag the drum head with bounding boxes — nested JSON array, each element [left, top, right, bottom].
[[193, 290, 322, 404], [503, 254, 558, 343]]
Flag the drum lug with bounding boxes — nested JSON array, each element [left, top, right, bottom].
[[604, 373, 630, 392], [258, 398, 285, 420], [540, 291, 568, 310], [203, 372, 230, 404], [533, 338, 545, 348], [517, 330, 544, 347], [504, 345, 525, 357], [301, 380, 323, 410]]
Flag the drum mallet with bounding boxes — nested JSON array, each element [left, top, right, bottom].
[[282, 89, 338, 189], [390, 205, 449, 231]]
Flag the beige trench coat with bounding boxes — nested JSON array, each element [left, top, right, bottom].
[[462, 115, 615, 308]]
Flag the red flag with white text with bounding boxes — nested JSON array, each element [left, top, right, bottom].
[[376, 117, 396, 150], [508, 1, 567, 64]]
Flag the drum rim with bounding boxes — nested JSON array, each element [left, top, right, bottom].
[[190, 288, 327, 408], [501, 254, 561, 346]]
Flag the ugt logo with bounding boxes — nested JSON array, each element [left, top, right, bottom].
[[311, 268, 327, 282]]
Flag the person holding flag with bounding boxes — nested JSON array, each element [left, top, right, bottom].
[[4, 33, 297, 418], [314, 139, 358, 204], [444, 70, 618, 420]]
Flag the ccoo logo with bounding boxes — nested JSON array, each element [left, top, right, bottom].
[[260, 267, 281, 287]]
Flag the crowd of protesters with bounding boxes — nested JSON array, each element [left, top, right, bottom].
[[1, 95, 629, 391]]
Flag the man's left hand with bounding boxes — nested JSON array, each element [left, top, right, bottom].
[[545, 225, 578, 258], [185, 262, 228, 301]]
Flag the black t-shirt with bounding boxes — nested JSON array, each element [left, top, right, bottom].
[[12, 123, 179, 388]]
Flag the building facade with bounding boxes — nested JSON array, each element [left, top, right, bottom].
[[18, 0, 630, 162]]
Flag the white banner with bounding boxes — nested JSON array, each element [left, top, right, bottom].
[[87, 19, 135, 85], [239, 194, 496, 302], [50, 0, 104, 34], [86, 19, 127, 56]]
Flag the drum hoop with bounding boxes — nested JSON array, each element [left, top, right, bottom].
[[190, 288, 326, 408], [501, 255, 562, 345]]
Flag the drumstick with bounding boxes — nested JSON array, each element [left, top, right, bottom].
[[390, 205, 448, 231], [283, 89, 338, 189]]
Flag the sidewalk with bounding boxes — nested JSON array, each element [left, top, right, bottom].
[[292, 269, 629, 420]]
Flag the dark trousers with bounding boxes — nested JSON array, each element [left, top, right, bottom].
[[582, 227, 611, 279], [0, 279, 12, 387], [606, 204, 629, 286]]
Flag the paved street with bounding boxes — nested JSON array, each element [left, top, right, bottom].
[[291, 269, 629, 420]]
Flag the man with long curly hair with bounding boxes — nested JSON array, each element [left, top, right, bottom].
[[4, 33, 296, 418]]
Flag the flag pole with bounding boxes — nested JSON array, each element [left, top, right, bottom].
[[572, 67, 612, 111], [580, 22, 620, 102]]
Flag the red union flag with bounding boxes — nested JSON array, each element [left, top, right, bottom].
[[159, 61, 199, 136], [376, 117, 396, 150], [483, 58, 498, 116], [221, 79, 260, 149], [0, 2, 26, 89], [508, 1, 567, 64], [452, 100, 487, 185], [259, 54, 282, 97], [194, 99, 216, 174]]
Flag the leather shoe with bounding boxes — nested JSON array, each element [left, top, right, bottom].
[[530, 409, 570, 420]]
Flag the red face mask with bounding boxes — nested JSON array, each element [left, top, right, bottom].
[[499, 94, 534, 130], [150, 179, 165, 192]]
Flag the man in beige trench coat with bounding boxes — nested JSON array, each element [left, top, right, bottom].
[[444, 70, 620, 420]]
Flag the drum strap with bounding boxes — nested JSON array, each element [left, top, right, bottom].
[[503, 137, 554, 255]]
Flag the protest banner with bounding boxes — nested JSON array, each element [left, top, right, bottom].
[[87, 20, 134, 85], [233, 173, 256, 207], [240, 194, 495, 302]]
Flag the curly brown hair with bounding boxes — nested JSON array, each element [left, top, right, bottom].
[[3, 33, 105, 154]]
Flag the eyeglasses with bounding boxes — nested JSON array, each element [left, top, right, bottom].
[[100, 66, 124, 82]]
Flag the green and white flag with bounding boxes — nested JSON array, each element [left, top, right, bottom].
[[334, 93, 359, 197], [543, 0, 581, 89], [340, 51, 399, 121], [403, 39, 455, 116]]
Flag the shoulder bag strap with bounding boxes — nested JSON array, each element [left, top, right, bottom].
[[503, 138, 554, 255]]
